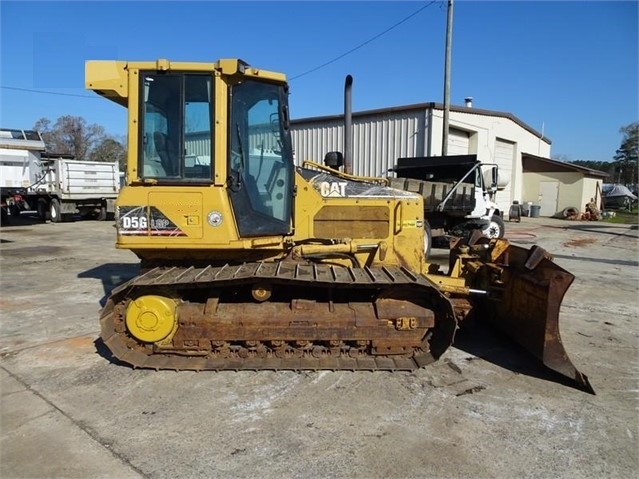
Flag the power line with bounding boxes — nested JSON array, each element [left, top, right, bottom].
[[1, 85, 97, 99], [289, 1, 440, 81]]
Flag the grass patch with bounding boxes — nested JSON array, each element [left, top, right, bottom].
[[603, 208, 638, 224]]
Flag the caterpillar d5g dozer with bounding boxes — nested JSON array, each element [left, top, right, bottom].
[[85, 59, 593, 393]]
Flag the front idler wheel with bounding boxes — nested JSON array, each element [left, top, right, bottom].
[[125, 295, 178, 343]]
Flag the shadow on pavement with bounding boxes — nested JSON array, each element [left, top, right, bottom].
[[552, 253, 639, 267], [93, 336, 132, 368], [0, 212, 45, 227], [1, 211, 113, 228], [453, 316, 589, 393], [78, 263, 139, 306]]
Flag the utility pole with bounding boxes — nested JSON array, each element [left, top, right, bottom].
[[442, 0, 454, 156]]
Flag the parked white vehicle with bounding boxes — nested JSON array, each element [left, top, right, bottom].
[[389, 154, 506, 255], [1, 129, 120, 224]]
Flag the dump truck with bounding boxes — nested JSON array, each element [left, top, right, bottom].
[[0, 131, 120, 223], [389, 154, 506, 255], [85, 58, 592, 393]]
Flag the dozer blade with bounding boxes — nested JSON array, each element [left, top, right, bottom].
[[479, 243, 594, 394]]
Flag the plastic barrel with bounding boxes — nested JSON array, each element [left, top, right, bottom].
[[530, 205, 541, 217]]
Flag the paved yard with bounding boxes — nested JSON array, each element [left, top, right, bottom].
[[1, 215, 637, 478]]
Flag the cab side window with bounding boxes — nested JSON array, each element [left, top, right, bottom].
[[140, 73, 212, 181]]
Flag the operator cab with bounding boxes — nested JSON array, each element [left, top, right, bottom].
[[139, 69, 294, 238]]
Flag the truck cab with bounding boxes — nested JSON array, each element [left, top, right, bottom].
[[390, 154, 505, 247]]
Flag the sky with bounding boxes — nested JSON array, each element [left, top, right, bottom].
[[1, 0, 637, 162]]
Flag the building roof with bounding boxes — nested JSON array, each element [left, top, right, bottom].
[[291, 102, 551, 145], [0, 128, 46, 151], [522, 153, 609, 178]]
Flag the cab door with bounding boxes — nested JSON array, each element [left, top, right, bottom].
[[227, 79, 294, 237]]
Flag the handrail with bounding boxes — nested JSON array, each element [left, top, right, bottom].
[[302, 160, 389, 186]]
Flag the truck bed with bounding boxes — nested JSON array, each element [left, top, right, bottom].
[[42, 158, 120, 200], [389, 177, 475, 212]]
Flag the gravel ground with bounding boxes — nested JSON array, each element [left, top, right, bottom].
[[1, 214, 637, 479]]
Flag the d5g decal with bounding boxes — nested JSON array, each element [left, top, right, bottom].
[[118, 206, 186, 236]]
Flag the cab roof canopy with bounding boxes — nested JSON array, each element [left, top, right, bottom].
[[85, 59, 286, 106]]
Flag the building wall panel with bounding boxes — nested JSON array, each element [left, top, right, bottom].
[[522, 170, 601, 216], [292, 110, 426, 177]]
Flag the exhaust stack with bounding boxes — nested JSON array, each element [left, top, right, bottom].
[[344, 75, 353, 175]]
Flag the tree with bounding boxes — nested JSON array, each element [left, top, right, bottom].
[[567, 160, 614, 176], [89, 137, 127, 171], [612, 122, 638, 185], [34, 115, 107, 160], [552, 154, 572, 162], [555, 155, 613, 176]]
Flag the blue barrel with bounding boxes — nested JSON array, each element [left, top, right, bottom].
[[530, 205, 541, 218]]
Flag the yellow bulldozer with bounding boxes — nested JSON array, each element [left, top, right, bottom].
[[86, 58, 592, 393]]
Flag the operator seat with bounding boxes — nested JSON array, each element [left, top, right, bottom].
[[153, 131, 177, 176]]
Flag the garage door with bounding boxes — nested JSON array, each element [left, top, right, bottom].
[[494, 138, 515, 214], [447, 128, 469, 155]]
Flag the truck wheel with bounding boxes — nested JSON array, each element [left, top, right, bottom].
[[9, 204, 20, 217], [424, 220, 432, 258], [482, 214, 505, 239], [97, 205, 107, 221], [50, 199, 62, 223], [37, 199, 51, 221], [1, 206, 9, 226]]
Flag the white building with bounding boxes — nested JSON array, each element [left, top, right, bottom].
[[521, 154, 608, 216], [291, 102, 606, 216]]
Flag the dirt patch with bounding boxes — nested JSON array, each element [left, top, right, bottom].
[[29, 336, 97, 365], [563, 238, 597, 248]]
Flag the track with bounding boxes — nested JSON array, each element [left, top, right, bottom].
[[100, 262, 459, 371]]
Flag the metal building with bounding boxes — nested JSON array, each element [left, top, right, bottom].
[[291, 102, 552, 215]]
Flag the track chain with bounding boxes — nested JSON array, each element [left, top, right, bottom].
[[100, 262, 458, 371]]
